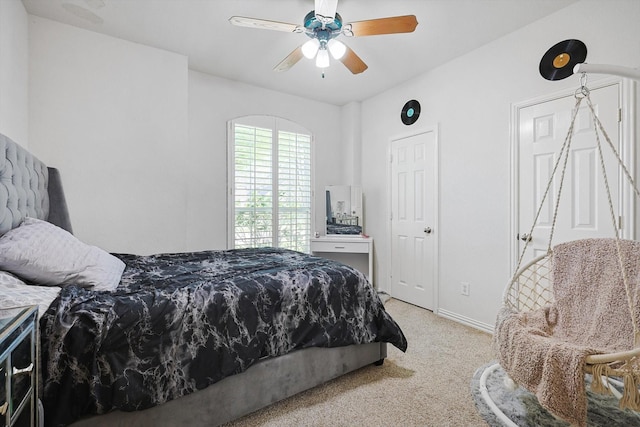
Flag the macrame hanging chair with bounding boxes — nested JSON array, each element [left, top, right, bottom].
[[487, 76, 640, 427]]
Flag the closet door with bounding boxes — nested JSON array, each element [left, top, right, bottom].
[[390, 129, 438, 311], [516, 82, 625, 264]]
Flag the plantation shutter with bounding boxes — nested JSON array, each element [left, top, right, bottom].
[[230, 117, 312, 252], [277, 130, 312, 252], [233, 124, 274, 248]]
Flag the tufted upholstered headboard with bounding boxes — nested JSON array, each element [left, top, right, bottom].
[[0, 133, 72, 235]]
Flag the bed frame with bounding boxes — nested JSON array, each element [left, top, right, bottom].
[[0, 133, 387, 426], [73, 343, 385, 426]]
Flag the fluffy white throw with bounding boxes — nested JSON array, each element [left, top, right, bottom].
[[494, 238, 640, 426]]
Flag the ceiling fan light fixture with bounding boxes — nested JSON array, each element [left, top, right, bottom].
[[301, 38, 320, 59], [229, 4, 418, 75], [328, 39, 346, 60], [315, 47, 330, 68]]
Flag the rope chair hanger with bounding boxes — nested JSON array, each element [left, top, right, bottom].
[[511, 74, 640, 338], [487, 73, 640, 427], [510, 74, 640, 362]]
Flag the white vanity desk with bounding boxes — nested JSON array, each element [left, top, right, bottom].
[[310, 236, 374, 286]]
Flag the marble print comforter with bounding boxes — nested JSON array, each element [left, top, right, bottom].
[[39, 247, 407, 426]]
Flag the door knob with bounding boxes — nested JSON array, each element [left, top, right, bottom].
[[519, 233, 532, 242], [424, 227, 432, 234]]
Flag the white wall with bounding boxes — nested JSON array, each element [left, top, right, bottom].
[[29, 16, 189, 254], [187, 70, 342, 251], [26, 16, 342, 254], [341, 102, 362, 186], [0, 0, 29, 146], [361, 0, 640, 329]]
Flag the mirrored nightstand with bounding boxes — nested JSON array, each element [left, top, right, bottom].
[[0, 306, 38, 427]]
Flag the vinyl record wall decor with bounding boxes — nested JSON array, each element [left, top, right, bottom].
[[401, 100, 420, 125], [539, 39, 587, 81]]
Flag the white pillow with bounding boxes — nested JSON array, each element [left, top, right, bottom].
[[0, 217, 125, 291], [0, 271, 61, 319]]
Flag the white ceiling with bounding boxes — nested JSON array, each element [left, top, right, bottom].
[[22, 0, 578, 106]]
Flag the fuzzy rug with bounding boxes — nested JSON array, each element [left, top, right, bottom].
[[471, 362, 640, 426]]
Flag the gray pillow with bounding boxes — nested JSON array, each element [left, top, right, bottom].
[[0, 217, 125, 291]]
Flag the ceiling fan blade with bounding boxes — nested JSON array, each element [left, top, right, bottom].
[[339, 45, 368, 74], [344, 15, 418, 37], [229, 16, 302, 33], [314, 0, 338, 21], [274, 46, 304, 72]]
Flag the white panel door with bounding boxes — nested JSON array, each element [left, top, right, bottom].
[[518, 83, 621, 263], [391, 130, 437, 310]]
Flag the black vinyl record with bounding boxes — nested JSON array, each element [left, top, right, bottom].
[[401, 100, 421, 125], [539, 39, 587, 81]]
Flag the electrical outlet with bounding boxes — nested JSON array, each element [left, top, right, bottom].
[[461, 282, 470, 296]]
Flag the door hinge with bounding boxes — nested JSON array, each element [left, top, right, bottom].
[[619, 108, 622, 123], [389, 152, 393, 163], [619, 215, 623, 230]]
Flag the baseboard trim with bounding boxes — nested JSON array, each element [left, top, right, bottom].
[[437, 308, 494, 335]]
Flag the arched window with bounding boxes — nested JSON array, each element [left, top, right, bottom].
[[228, 116, 313, 252]]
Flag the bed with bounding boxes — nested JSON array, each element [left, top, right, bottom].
[[0, 133, 407, 427]]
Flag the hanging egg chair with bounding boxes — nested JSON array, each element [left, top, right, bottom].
[[488, 56, 640, 427]]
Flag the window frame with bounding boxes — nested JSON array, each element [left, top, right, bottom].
[[227, 115, 315, 252]]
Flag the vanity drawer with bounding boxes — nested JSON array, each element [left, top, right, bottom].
[[311, 241, 369, 254]]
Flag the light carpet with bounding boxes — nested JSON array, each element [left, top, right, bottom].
[[223, 298, 494, 426], [471, 362, 640, 427]]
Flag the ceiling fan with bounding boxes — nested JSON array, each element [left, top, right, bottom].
[[229, 0, 418, 75]]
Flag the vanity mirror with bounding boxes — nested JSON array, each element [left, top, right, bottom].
[[325, 185, 363, 235]]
